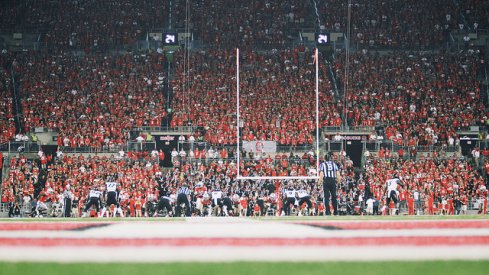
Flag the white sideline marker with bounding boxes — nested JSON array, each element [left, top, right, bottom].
[[235, 48, 321, 181]]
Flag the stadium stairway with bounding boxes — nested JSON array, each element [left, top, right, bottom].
[[0, 154, 9, 218], [10, 65, 23, 137]]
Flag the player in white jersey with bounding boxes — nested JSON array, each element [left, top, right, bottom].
[[101, 175, 122, 217], [384, 174, 404, 215], [221, 190, 234, 217], [82, 185, 102, 217], [211, 187, 223, 216], [296, 188, 312, 216], [282, 183, 297, 216]]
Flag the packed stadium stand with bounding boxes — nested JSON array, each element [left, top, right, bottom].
[[0, 53, 16, 144], [333, 50, 486, 145], [21, 0, 170, 50], [16, 51, 168, 149], [172, 0, 311, 49], [316, 0, 456, 48], [1, 0, 488, 217], [170, 47, 336, 146]]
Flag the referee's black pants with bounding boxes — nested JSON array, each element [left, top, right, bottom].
[[323, 177, 338, 215], [64, 198, 72, 217], [175, 193, 191, 217]]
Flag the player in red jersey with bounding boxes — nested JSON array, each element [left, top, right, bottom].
[[317, 202, 326, 216], [447, 196, 454, 215], [200, 192, 213, 216], [480, 186, 488, 215], [253, 199, 261, 216], [35, 192, 49, 217], [427, 193, 434, 215], [239, 195, 248, 217], [194, 182, 208, 216]]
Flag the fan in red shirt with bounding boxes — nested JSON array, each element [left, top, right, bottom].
[[252, 199, 261, 216], [484, 161, 489, 175], [407, 194, 415, 215], [158, 150, 165, 167], [239, 195, 248, 217]]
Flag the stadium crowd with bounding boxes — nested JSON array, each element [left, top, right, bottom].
[[2, 0, 488, 50], [458, 0, 489, 30], [172, 0, 309, 49], [2, 148, 488, 217], [0, 54, 16, 144], [333, 49, 486, 146], [316, 0, 465, 48], [3, 47, 485, 149], [170, 47, 339, 146], [12, 51, 167, 149], [1, 46, 484, 150], [0, 147, 314, 216], [363, 156, 488, 215], [21, 0, 170, 50], [0, 0, 19, 32]]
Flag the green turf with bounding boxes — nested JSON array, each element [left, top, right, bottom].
[[1, 261, 488, 275]]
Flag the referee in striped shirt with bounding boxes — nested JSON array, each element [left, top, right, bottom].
[[318, 152, 341, 216], [176, 184, 192, 217]]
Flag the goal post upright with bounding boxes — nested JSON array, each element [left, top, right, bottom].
[[236, 48, 241, 178], [315, 48, 320, 177], [235, 47, 321, 181]]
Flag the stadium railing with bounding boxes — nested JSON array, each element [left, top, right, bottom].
[[133, 126, 200, 133], [60, 141, 156, 154], [322, 126, 375, 133], [0, 203, 8, 218], [0, 141, 40, 153], [172, 139, 460, 157]]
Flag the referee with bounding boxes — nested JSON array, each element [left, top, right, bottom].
[[175, 184, 192, 217], [318, 152, 341, 216], [63, 184, 74, 217]]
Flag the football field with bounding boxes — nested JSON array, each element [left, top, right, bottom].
[[1, 215, 489, 275]]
